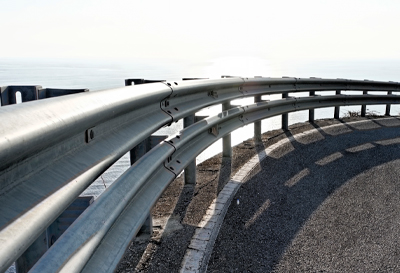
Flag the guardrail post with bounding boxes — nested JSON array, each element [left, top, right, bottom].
[[130, 140, 147, 163], [184, 115, 196, 184], [126, 78, 166, 164], [0, 86, 88, 106], [125, 78, 165, 237], [386, 91, 392, 116], [309, 91, 315, 123], [129, 136, 167, 236], [361, 91, 368, 117], [15, 196, 93, 273], [125, 78, 165, 85], [180, 78, 209, 184], [282, 93, 289, 130], [254, 95, 262, 142], [15, 232, 48, 273], [129, 142, 152, 236], [125, 78, 148, 165], [222, 102, 232, 158], [334, 90, 341, 119], [37, 88, 88, 99], [0, 85, 41, 106]]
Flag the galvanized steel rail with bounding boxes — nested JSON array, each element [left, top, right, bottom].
[[0, 77, 399, 273]]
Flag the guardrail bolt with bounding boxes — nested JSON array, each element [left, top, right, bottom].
[[85, 128, 95, 143], [208, 91, 218, 99]]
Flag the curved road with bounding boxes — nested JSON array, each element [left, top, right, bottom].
[[206, 118, 400, 272]]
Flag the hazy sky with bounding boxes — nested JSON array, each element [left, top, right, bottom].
[[1, 0, 399, 62]]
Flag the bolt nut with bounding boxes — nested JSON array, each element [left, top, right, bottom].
[[85, 127, 95, 143]]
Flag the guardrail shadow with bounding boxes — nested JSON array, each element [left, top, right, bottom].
[[118, 155, 234, 272], [208, 119, 400, 272]]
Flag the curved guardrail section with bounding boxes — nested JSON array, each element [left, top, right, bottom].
[[0, 77, 400, 272]]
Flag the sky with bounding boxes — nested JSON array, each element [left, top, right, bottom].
[[1, 0, 400, 63]]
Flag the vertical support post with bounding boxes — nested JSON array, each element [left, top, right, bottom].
[[222, 101, 232, 158], [125, 79, 133, 86], [309, 91, 315, 123], [184, 115, 196, 184], [15, 231, 48, 273], [282, 93, 289, 131], [139, 215, 153, 236], [126, 78, 152, 236], [334, 90, 341, 119], [254, 95, 262, 142], [130, 139, 152, 236], [361, 90, 368, 117], [386, 91, 392, 116], [127, 77, 149, 165], [130, 140, 147, 164]]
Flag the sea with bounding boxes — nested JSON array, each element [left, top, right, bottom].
[[2, 56, 400, 272]]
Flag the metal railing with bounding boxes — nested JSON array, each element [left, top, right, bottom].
[[0, 77, 399, 273]]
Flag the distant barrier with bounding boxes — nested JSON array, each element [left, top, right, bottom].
[[0, 77, 399, 273], [0, 85, 88, 106]]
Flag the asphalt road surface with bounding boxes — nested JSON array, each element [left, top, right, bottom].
[[207, 118, 400, 272]]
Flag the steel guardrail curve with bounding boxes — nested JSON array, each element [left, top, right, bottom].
[[33, 94, 400, 273], [0, 77, 399, 272]]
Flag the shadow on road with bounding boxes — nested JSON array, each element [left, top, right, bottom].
[[208, 123, 400, 272]]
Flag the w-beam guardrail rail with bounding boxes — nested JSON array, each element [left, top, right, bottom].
[[0, 77, 399, 273]]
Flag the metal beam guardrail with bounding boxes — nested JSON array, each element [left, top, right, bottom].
[[0, 83, 174, 273], [0, 77, 400, 273], [32, 94, 400, 273]]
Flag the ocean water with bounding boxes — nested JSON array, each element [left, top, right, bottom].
[[2, 57, 400, 272]]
